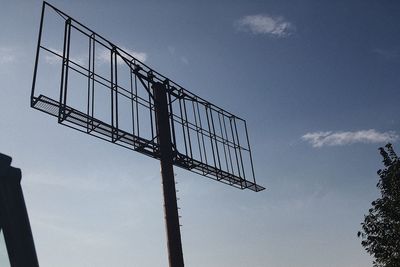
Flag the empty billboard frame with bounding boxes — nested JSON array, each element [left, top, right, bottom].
[[31, 2, 265, 192]]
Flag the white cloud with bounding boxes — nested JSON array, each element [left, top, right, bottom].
[[0, 46, 17, 63], [236, 14, 293, 37], [98, 47, 147, 64], [302, 129, 399, 148]]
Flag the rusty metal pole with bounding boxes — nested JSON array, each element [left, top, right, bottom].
[[0, 153, 39, 267], [153, 82, 184, 267]]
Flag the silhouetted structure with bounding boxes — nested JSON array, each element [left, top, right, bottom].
[[31, 2, 265, 266], [0, 153, 39, 267]]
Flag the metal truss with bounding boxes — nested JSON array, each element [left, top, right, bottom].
[[31, 2, 264, 192]]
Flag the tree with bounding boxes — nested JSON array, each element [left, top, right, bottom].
[[358, 143, 400, 267]]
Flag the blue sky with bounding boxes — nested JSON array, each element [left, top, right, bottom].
[[1, 0, 400, 266]]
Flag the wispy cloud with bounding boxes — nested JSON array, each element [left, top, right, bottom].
[[44, 48, 62, 65], [98, 47, 147, 64], [44, 47, 86, 65], [0, 46, 17, 63], [167, 45, 189, 65], [372, 48, 399, 60], [235, 14, 293, 37], [302, 129, 399, 148], [167, 45, 176, 55], [180, 56, 189, 65]]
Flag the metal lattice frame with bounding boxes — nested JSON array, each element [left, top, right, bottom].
[[31, 2, 264, 192]]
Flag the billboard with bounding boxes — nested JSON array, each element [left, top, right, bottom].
[[31, 2, 264, 192]]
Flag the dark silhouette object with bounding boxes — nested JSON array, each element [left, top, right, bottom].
[[358, 144, 400, 267], [31, 2, 265, 266], [0, 153, 39, 267], [153, 82, 184, 266]]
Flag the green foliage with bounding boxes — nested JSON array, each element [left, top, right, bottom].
[[358, 144, 400, 267]]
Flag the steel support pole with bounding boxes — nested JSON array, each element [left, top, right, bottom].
[[153, 82, 184, 267], [0, 153, 39, 267]]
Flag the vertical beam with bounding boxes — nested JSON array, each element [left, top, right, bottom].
[[209, 109, 222, 175], [229, 117, 242, 182], [153, 82, 184, 267], [0, 153, 39, 267], [147, 72, 155, 141], [233, 118, 246, 181], [244, 120, 257, 189], [196, 102, 208, 167], [58, 18, 71, 123], [192, 101, 203, 163], [31, 1, 46, 105], [166, 81, 177, 152], [222, 115, 235, 176], [129, 67, 135, 137], [218, 113, 230, 174], [87, 33, 95, 132], [182, 99, 193, 161], [178, 96, 188, 158], [111, 47, 119, 142], [134, 66, 140, 137], [205, 105, 218, 171]]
